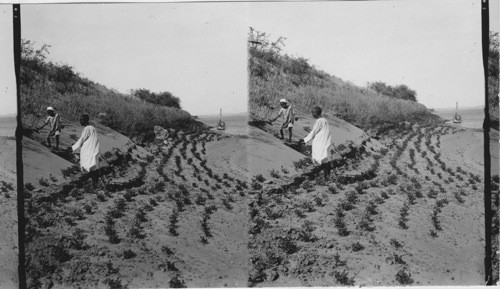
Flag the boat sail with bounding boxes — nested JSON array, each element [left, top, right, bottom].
[[217, 108, 226, 130], [453, 102, 462, 124]]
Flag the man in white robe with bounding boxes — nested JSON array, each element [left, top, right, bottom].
[[72, 114, 100, 173], [302, 106, 333, 179]]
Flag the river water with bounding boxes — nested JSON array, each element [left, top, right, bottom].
[[197, 113, 249, 136], [0, 115, 16, 137], [433, 108, 485, 130]]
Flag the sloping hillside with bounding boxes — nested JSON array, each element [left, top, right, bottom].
[[24, 115, 322, 288], [248, 29, 432, 130], [24, 124, 248, 288], [20, 40, 194, 140], [22, 120, 142, 185], [247, 122, 492, 286], [247, 29, 496, 286]]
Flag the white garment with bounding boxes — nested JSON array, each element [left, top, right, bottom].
[[72, 125, 100, 172], [303, 118, 332, 164]]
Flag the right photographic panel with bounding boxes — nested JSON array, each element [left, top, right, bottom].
[[247, 0, 498, 286]]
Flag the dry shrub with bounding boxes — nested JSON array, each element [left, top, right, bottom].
[[20, 40, 194, 138]]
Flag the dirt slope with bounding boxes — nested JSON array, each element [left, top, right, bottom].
[[248, 122, 490, 286], [24, 114, 324, 288], [198, 114, 307, 179], [266, 112, 381, 148], [0, 137, 18, 289], [246, 126, 305, 179], [24, 124, 251, 288], [23, 121, 143, 185], [22, 115, 497, 287]]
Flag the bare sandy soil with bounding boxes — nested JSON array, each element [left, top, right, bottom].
[[248, 121, 495, 286], [22, 115, 498, 287], [265, 112, 380, 148], [199, 115, 306, 179], [0, 136, 18, 289], [24, 119, 311, 288], [24, 121, 144, 184]]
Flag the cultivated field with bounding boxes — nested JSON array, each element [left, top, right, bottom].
[[248, 121, 497, 286], [24, 124, 252, 288]]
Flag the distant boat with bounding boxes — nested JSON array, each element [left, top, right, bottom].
[[453, 102, 462, 124], [217, 108, 226, 130]]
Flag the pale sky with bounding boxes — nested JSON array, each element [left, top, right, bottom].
[[0, 6, 16, 115], [249, 0, 486, 110], [0, 1, 499, 116], [21, 3, 249, 116]]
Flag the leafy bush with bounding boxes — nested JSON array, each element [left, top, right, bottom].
[[334, 270, 355, 286], [301, 180, 315, 192], [298, 220, 317, 242], [393, 254, 406, 265], [368, 81, 417, 102], [351, 242, 365, 252], [398, 204, 410, 229], [222, 197, 234, 210], [128, 220, 146, 239], [358, 211, 375, 232], [97, 192, 107, 202], [395, 269, 414, 285], [104, 215, 120, 244], [328, 185, 338, 194], [25, 182, 35, 191], [389, 238, 403, 248], [135, 209, 147, 223], [427, 189, 438, 199], [21, 40, 195, 139], [169, 274, 186, 288], [386, 174, 398, 185], [269, 169, 281, 179], [38, 177, 50, 187], [61, 165, 80, 178], [253, 174, 266, 183], [161, 245, 174, 256], [131, 88, 181, 109], [345, 191, 357, 204], [169, 210, 180, 236], [0, 181, 14, 192], [249, 29, 431, 129], [123, 249, 136, 259], [453, 190, 465, 204], [334, 207, 350, 236]]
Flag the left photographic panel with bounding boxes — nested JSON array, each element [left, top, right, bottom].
[[0, 5, 19, 289], [20, 3, 250, 289]]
